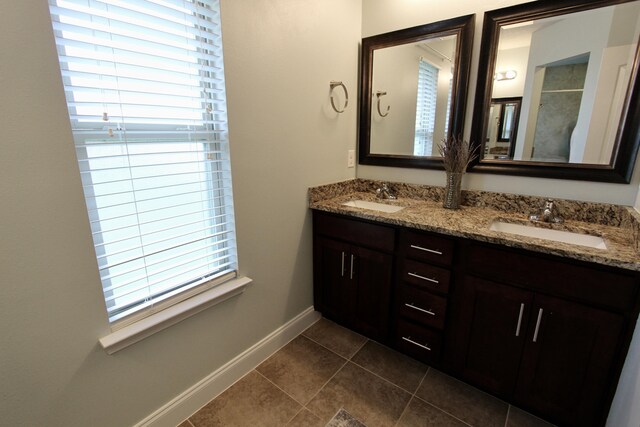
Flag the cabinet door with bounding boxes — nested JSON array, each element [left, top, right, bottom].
[[352, 245, 393, 341], [453, 276, 533, 397], [313, 236, 353, 325], [515, 294, 624, 427]]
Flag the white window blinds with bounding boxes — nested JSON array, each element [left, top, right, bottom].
[[49, 0, 238, 324], [414, 59, 439, 156]]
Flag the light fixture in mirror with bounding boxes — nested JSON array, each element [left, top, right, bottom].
[[359, 15, 475, 169], [470, 0, 640, 182]]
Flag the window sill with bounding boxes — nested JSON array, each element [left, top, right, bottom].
[[99, 276, 252, 355]]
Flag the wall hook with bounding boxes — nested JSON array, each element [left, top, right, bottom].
[[376, 91, 390, 117], [329, 81, 349, 113]]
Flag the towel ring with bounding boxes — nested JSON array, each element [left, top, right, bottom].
[[376, 91, 390, 117], [330, 81, 349, 113]]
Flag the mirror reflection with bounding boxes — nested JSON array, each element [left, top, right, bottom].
[[482, 2, 640, 165], [359, 14, 474, 169], [485, 97, 521, 159], [370, 35, 457, 157]]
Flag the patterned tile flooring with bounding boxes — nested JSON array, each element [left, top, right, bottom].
[[178, 318, 555, 427]]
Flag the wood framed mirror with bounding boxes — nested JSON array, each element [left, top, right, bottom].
[[359, 14, 475, 169], [470, 0, 640, 183], [485, 97, 522, 160]]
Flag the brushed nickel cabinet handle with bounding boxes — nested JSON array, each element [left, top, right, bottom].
[[402, 336, 431, 351], [515, 303, 525, 337], [410, 244, 442, 255], [405, 303, 435, 316], [340, 251, 345, 277], [533, 308, 543, 342], [407, 272, 439, 284]]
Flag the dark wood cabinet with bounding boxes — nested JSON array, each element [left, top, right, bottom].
[[514, 293, 624, 427], [311, 209, 640, 427], [452, 275, 626, 426], [451, 242, 637, 427], [313, 211, 394, 341], [393, 229, 455, 365], [452, 276, 533, 397]]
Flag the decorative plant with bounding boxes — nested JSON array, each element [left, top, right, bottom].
[[438, 136, 477, 174], [438, 136, 477, 209]]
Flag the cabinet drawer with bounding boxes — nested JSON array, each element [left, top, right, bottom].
[[313, 211, 395, 252], [402, 259, 451, 293], [401, 230, 454, 266], [398, 286, 447, 330], [396, 318, 442, 364], [466, 242, 639, 311]]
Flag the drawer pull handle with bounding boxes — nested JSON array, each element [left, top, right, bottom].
[[405, 303, 435, 316], [410, 244, 442, 255], [533, 308, 543, 342], [408, 272, 439, 284], [515, 303, 524, 337], [402, 336, 431, 351]]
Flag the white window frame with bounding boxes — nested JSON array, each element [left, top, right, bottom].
[[414, 59, 439, 156], [48, 0, 248, 351]]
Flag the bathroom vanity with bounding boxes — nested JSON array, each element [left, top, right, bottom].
[[310, 180, 640, 427]]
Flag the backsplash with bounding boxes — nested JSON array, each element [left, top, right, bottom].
[[309, 178, 639, 229]]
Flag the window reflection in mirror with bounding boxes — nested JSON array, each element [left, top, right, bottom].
[[359, 14, 474, 169], [370, 35, 457, 157], [483, 2, 640, 165]]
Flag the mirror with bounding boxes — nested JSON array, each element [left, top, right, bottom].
[[359, 15, 475, 169], [470, 0, 640, 182], [486, 97, 522, 159]]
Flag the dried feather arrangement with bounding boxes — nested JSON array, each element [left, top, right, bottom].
[[438, 136, 478, 173]]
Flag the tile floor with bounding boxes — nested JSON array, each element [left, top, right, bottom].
[[178, 318, 555, 427]]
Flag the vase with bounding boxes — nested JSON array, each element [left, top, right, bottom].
[[443, 172, 463, 209]]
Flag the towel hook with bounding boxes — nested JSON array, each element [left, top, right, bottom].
[[329, 81, 349, 113], [376, 91, 390, 117]]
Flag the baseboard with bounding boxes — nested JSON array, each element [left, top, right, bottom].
[[134, 306, 321, 427]]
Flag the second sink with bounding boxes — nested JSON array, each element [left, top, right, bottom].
[[490, 220, 607, 250]]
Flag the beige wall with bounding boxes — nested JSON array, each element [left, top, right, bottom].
[[0, 1, 359, 426], [360, 0, 640, 205], [2, 1, 639, 425]]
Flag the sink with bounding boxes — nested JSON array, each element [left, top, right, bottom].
[[489, 220, 607, 250], [342, 200, 404, 213]]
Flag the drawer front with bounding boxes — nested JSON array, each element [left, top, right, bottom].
[[398, 286, 448, 330], [466, 242, 639, 311], [396, 318, 442, 364], [402, 259, 451, 294], [313, 210, 395, 252], [402, 230, 454, 266]]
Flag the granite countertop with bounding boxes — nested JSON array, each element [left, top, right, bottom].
[[309, 179, 640, 272]]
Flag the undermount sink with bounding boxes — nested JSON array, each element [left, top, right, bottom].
[[489, 220, 607, 250], [342, 200, 404, 213]]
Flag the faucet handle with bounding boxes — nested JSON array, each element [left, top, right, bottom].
[[530, 199, 563, 223], [529, 199, 564, 224], [376, 182, 396, 200]]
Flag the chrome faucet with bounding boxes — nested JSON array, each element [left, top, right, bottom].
[[529, 199, 563, 223], [376, 183, 396, 200]]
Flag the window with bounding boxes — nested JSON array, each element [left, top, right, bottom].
[[49, 0, 238, 326], [414, 59, 439, 156]]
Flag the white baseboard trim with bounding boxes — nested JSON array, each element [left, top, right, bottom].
[[134, 306, 321, 427]]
